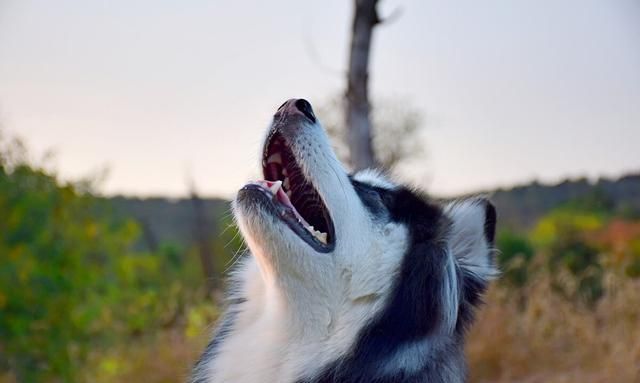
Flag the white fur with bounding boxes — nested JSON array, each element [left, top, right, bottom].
[[445, 199, 498, 282], [442, 246, 460, 334], [352, 168, 396, 190]]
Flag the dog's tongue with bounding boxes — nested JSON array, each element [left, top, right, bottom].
[[251, 180, 312, 228]]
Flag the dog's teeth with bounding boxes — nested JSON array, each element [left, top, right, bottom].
[[286, 190, 292, 198], [269, 180, 282, 194], [267, 152, 282, 165], [282, 168, 288, 176], [316, 231, 328, 244], [283, 177, 290, 190], [306, 227, 328, 244]]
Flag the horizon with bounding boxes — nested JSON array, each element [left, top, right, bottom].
[[1, 0, 639, 199], [101, 169, 640, 201]]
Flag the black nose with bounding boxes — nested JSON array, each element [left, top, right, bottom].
[[277, 98, 316, 123], [294, 99, 316, 122]]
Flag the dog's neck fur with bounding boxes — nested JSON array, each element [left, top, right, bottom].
[[194, 259, 359, 382]]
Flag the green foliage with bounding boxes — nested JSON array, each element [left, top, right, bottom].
[[623, 239, 640, 279], [496, 231, 535, 287], [0, 141, 198, 382], [561, 189, 614, 216], [547, 236, 604, 304], [532, 207, 605, 304]]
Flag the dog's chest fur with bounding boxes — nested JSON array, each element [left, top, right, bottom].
[[201, 253, 399, 383]]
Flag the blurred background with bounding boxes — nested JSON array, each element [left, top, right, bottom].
[[1, 0, 639, 382]]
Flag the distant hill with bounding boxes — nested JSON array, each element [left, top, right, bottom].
[[108, 196, 230, 250], [487, 173, 640, 231], [107, 173, 640, 250]]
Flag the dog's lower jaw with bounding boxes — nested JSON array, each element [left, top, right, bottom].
[[231, 188, 357, 323]]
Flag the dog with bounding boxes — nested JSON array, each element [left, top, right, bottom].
[[191, 99, 497, 383]]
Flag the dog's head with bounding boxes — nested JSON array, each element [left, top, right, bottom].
[[233, 99, 497, 335]]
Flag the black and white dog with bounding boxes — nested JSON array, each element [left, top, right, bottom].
[[191, 99, 497, 383]]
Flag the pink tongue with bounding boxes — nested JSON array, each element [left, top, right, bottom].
[[252, 180, 312, 228]]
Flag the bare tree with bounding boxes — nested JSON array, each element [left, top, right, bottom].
[[319, 96, 424, 172], [345, 0, 380, 171]]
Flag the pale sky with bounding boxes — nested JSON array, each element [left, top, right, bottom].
[[1, 0, 639, 198]]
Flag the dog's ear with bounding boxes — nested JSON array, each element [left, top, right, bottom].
[[444, 198, 498, 282]]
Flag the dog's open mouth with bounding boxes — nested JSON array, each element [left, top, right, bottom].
[[244, 131, 335, 251]]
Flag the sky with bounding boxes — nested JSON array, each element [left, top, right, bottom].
[[0, 0, 639, 198]]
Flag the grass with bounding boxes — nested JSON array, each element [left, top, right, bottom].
[[467, 272, 640, 382]]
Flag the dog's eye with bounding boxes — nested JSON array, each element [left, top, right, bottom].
[[379, 190, 395, 208], [352, 180, 388, 215]]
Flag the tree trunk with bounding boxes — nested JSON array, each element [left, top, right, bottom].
[[345, 0, 379, 171]]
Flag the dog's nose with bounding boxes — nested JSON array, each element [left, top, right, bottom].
[[276, 98, 316, 123]]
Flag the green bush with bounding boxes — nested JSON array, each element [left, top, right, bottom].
[[0, 141, 195, 382], [496, 231, 535, 287], [532, 209, 605, 304]]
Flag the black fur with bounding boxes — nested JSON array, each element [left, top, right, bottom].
[[484, 201, 497, 245]]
